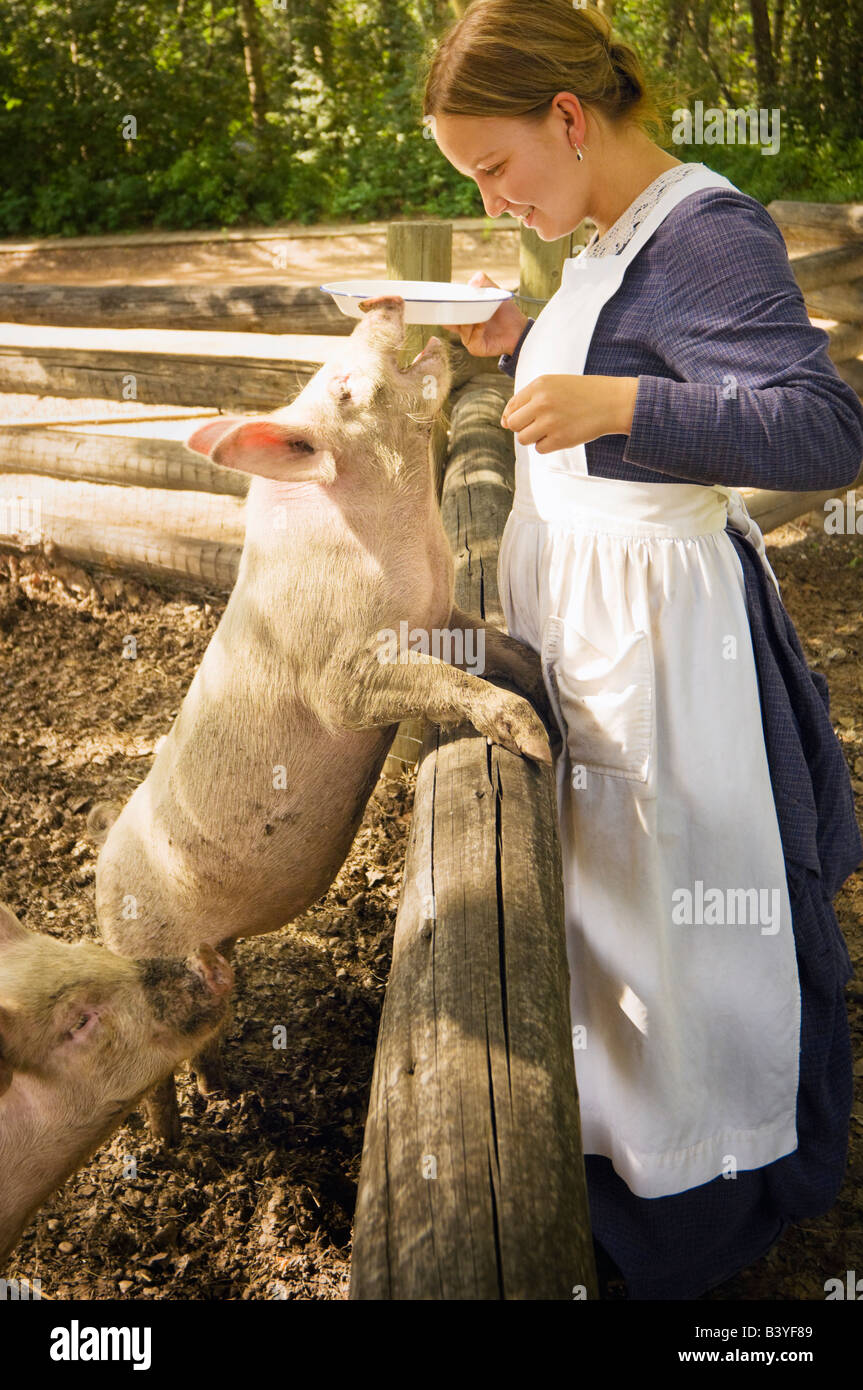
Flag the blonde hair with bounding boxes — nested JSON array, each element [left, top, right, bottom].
[[422, 0, 666, 142]]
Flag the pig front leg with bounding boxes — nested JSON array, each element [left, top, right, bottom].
[[447, 603, 560, 754], [327, 646, 552, 764], [145, 1076, 182, 1147]]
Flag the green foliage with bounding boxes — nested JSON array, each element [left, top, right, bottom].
[[0, 0, 860, 239], [689, 136, 863, 206]]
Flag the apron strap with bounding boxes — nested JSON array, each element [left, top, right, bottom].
[[714, 485, 782, 598]]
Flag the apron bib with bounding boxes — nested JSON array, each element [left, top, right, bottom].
[[499, 164, 801, 1200]]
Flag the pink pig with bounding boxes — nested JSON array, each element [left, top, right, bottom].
[[95, 295, 553, 1143]]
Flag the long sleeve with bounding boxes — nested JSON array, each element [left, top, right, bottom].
[[621, 191, 863, 490], [498, 316, 535, 377]]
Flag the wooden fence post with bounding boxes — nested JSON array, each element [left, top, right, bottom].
[[382, 221, 453, 780], [515, 220, 589, 320]]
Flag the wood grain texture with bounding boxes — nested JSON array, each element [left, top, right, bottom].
[[381, 222, 453, 781], [0, 283, 354, 334], [0, 474, 242, 589], [789, 244, 863, 293], [0, 342, 318, 411], [767, 200, 863, 239], [0, 426, 248, 495]]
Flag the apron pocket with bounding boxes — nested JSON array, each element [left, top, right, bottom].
[[541, 614, 655, 783]]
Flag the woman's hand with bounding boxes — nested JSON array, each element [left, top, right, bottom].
[[442, 270, 528, 358], [500, 374, 640, 451]]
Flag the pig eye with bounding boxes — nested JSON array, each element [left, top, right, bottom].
[[328, 373, 353, 404], [66, 1010, 98, 1042], [328, 369, 379, 407]]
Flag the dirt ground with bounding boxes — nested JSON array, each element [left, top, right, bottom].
[[0, 507, 860, 1302], [0, 221, 525, 291]]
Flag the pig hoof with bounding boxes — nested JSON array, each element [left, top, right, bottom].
[[518, 728, 553, 765], [478, 692, 553, 765], [193, 1064, 227, 1097]]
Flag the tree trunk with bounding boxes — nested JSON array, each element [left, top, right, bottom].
[[748, 0, 778, 106], [684, 10, 739, 106], [663, 0, 688, 70], [772, 0, 785, 59], [236, 0, 268, 130]]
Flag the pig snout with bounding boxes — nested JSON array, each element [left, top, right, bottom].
[[354, 297, 447, 371], [358, 293, 406, 319], [356, 293, 407, 351], [358, 293, 405, 312], [138, 947, 234, 1037], [356, 297, 443, 364]]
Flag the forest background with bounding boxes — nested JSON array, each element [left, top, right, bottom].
[[0, 0, 860, 238]]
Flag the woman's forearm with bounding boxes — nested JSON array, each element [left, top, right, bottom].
[[621, 374, 863, 490]]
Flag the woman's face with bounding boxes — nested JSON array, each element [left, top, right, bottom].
[[431, 98, 592, 241]]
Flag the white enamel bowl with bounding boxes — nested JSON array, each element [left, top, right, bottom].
[[319, 278, 514, 324]]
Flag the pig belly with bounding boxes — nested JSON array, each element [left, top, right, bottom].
[[97, 722, 396, 958]]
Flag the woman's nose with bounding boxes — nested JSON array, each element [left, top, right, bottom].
[[480, 190, 509, 219]]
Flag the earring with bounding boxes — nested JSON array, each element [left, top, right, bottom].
[[575, 142, 584, 162]]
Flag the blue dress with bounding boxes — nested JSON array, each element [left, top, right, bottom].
[[499, 185, 863, 1299]]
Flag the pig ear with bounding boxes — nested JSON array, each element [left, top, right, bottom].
[[210, 420, 335, 483], [185, 416, 247, 457], [0, 902, 27, 945]]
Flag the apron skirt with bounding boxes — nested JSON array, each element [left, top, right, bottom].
[[583, 524, 859, 1301]]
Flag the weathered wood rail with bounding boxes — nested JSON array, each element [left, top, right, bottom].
[[1, 205, 861, 725], [0, 424, 248, 495], [766, 199, 863, 240], [0, 283, 353, 335], [0, 325, 488, 409]]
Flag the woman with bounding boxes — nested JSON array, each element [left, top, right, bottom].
[[423, 0, 863, 1299]]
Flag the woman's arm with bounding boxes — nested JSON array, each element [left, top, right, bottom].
[[621, 190, 863, 490]]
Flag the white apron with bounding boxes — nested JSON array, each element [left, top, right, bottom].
[[498, 164, 801, 1200]]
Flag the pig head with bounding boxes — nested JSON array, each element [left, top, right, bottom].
[[0, 902, 233, 1266], [186, 294, 451, 494]]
